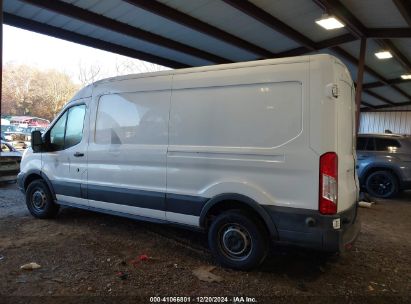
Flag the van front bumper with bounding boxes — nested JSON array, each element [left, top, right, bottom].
[[263, 203, 360, 252]]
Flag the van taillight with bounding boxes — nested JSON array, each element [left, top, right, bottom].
[[319, 152, 338, 215]]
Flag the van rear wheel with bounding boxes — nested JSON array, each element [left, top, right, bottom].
[[208, 210, 268, 270], [26, 180, 59, 219]]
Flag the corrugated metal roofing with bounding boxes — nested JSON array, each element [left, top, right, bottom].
[[371, 86, 410, 103], [3, 0, 411, 110], [158, 0, 301, 52], [362, 92, 390, 106], [249, 0, 350, 42], [340, 40, 405, 79], [67, 0, 262, 61], [341, 0, 408, 28]]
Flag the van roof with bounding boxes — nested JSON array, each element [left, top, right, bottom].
[[71, 54, 342, 101], [94, 54, 338, 85]]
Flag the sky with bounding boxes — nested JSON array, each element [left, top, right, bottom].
[[3, 25, 169, 84]]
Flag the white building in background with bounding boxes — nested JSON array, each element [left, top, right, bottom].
[[360, 106, 411, 135]]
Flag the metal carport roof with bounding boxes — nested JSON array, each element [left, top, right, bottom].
[[2, 0, 411, 110]]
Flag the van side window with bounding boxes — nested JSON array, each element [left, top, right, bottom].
[[50, 111, 68, 150], [65, 105, 86, 148], [49, 105, 86, 151], [95, 93, 168, 145], [375, 138, 401, 151]]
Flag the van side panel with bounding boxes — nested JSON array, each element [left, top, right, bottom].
[[169, 82, 302, 148], [167, 63, 320, 222], [86, 88, 171, 220]]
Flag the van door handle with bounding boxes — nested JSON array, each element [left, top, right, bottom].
[[73, 152, 84, 157]]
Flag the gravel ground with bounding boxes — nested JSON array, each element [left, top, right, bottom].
[[0, 182, 410, 303]]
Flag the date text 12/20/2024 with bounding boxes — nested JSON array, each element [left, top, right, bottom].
[[149, 296, 258, 303]]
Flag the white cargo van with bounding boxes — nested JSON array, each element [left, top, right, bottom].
[[19, 54, 360, 270]]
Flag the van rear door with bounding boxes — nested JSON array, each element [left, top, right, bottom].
[[336, 72, 359, 212]]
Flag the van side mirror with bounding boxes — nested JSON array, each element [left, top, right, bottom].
[[31, 130, 43, 152]]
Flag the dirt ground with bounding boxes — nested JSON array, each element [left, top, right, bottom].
[[0, 182, 410, 303]]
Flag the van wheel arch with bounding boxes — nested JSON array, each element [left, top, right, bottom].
[[23, 171, 56, 199], [199, 194, 278, 239]]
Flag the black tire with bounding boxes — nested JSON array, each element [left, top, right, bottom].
[[26, 180, 59, 218], [365, 170, 399, 199], [208, 209, 268, 270]]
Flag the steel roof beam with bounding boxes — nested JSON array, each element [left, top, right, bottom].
[[3, 13, 188, 69], [223, 1, 360, 51], [367, 28, 411, 38], [372, 100, 411, 109], [363, 89, 397, 106], [393, 0, 411, 27], [314, 1, 411, 39], [312, 0, 366, 38], [313, 0, 411, 99], [222, 0, 410, 105], [377, 39, 411, 72], [124, 0, 275, 58], [275, 33, 357, 57], [355, 38, 367, 133], [222, 0, 317, 50], [332, 46, 411, 100], [316, 33, 356, 48], [363, 78, 411, 89], [331, 47, 386, 83], [360, 101, 377, 109], [21, 0, 230, 64]]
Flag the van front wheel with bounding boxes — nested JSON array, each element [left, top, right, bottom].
[[208, 210, 268, 270], [26, 180, 59, 219]]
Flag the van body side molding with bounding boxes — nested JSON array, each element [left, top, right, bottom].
[[47, 180, 208, 216], [57, 199, 167, 224], [87, 184, 165, 211]]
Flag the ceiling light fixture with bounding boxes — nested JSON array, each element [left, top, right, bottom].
[[315, 14, 345, 30], [401, 74, 411, 80], [375, 51, 393, 59]]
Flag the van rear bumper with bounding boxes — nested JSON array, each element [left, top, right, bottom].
[[263, 203, 360, 252]]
